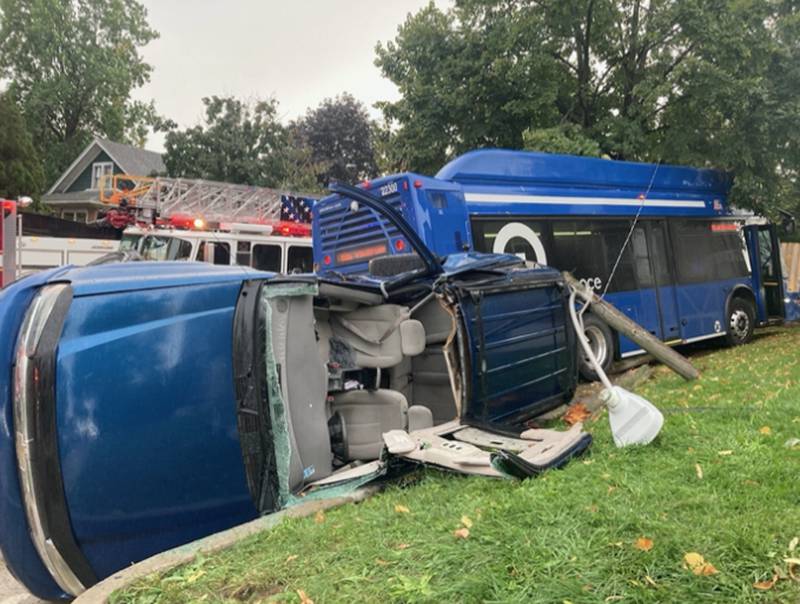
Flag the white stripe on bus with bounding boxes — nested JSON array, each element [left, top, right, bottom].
[[463, 192, 707, 208], [618, 332, 725, 358]]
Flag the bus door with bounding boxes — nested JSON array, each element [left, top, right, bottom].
[[745, 224, 785, 321], [645, 221, 681, 341]]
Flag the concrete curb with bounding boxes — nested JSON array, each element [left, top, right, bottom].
[[74, 487, 379, 604]]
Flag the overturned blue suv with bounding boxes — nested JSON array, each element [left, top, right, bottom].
[[0, 184, 588, 599]]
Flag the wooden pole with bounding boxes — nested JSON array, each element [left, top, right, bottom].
[[563, 271, 700, 381]]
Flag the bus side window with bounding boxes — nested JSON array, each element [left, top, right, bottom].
[[631, 227, 654, 288], [550, 220, 637, 293], [287, 246, 313, 273], [252, 244, 281, 272], [672, 220, 749, 283], [471, 219, 548, 264], [197, 241, 231, 265]]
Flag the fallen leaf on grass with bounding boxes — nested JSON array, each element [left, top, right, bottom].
[[787, 558, 800, 581], [634, 537, 654, 552], [753, 575, 778, 590], [394, 504, 410, 514], [461, 515, 473, 528], [563, 402, 591, 425], [314, 510, 325, 524], [453, 527, 470, 539], [759, 425, 772, 435], [297, 589, 314, 604], [695, 463, 703, 480], [375, 558, 390, 566], [717, 450, 733, 456], [683, 552, 718, 576], [395, 543, 411, 550], [286, 555, 298, 563]]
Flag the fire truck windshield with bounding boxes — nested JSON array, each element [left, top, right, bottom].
[[139, 235, 193, 261], [120, 234, 142, 251]]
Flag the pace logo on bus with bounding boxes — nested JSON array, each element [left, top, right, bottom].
[[579, 277, 603, 291]]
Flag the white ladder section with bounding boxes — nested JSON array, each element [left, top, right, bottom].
[[101, 175, 305, 222]]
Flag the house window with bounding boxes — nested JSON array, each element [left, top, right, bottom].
[[91, 162, 114, 190], [61, 210, 88, 223]]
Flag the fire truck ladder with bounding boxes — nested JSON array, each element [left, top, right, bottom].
[[99, 174, 301, 222]]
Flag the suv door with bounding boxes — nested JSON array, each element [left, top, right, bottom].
[[454, 269, 576, 426]]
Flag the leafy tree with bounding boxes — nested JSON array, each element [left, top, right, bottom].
[[0, 92, 45, 204], [0, 0, 159, 186], [293, 93, 378, 185], [523, 124, 601, 157], [375, 0, 800, 215], [162, 96, 322, 192]]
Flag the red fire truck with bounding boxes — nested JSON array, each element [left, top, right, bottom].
[[0, 200, 17, 288]]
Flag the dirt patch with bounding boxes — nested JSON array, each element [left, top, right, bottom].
[[223, 581, 285, 601], [540, 363, 656, 421]]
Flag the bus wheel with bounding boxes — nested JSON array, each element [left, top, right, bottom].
[[578, 315, 615, 381], [725, 297, 755, 346]]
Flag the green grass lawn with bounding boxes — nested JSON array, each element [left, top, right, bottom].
[[114, 327, 800, 603]]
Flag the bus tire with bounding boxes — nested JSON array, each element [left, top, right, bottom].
[[725, 297, 755, 346], [578, 314, 615, 382]]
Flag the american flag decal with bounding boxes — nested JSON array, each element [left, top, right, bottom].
[[280, 195, 314, 223]]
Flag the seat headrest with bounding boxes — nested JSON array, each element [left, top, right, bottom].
[[400, 320, 426, 357]]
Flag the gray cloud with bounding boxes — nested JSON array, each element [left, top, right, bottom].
[[134, 0, 450, 150]]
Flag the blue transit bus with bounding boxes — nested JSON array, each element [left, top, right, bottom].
[[313, 149, 796, 378]]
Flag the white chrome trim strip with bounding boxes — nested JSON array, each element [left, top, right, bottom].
[[619, 331, 725, 358], [464, 192, 707, 208], [682, 332, 725, 344], [14, 284, 86, 596]]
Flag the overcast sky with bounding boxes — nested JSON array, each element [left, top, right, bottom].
[[134, 0, 450, 151]]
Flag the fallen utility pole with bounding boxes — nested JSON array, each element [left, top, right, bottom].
[[563, 271, 700, 381]]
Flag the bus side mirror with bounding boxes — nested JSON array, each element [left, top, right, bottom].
[[779, 210, 796, 236]]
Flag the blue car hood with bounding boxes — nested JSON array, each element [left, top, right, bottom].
[[48, 262, 267, 297]]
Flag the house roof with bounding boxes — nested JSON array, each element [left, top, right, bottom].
[[41, 190, 107, 207], [47, 137, 166, 195]]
